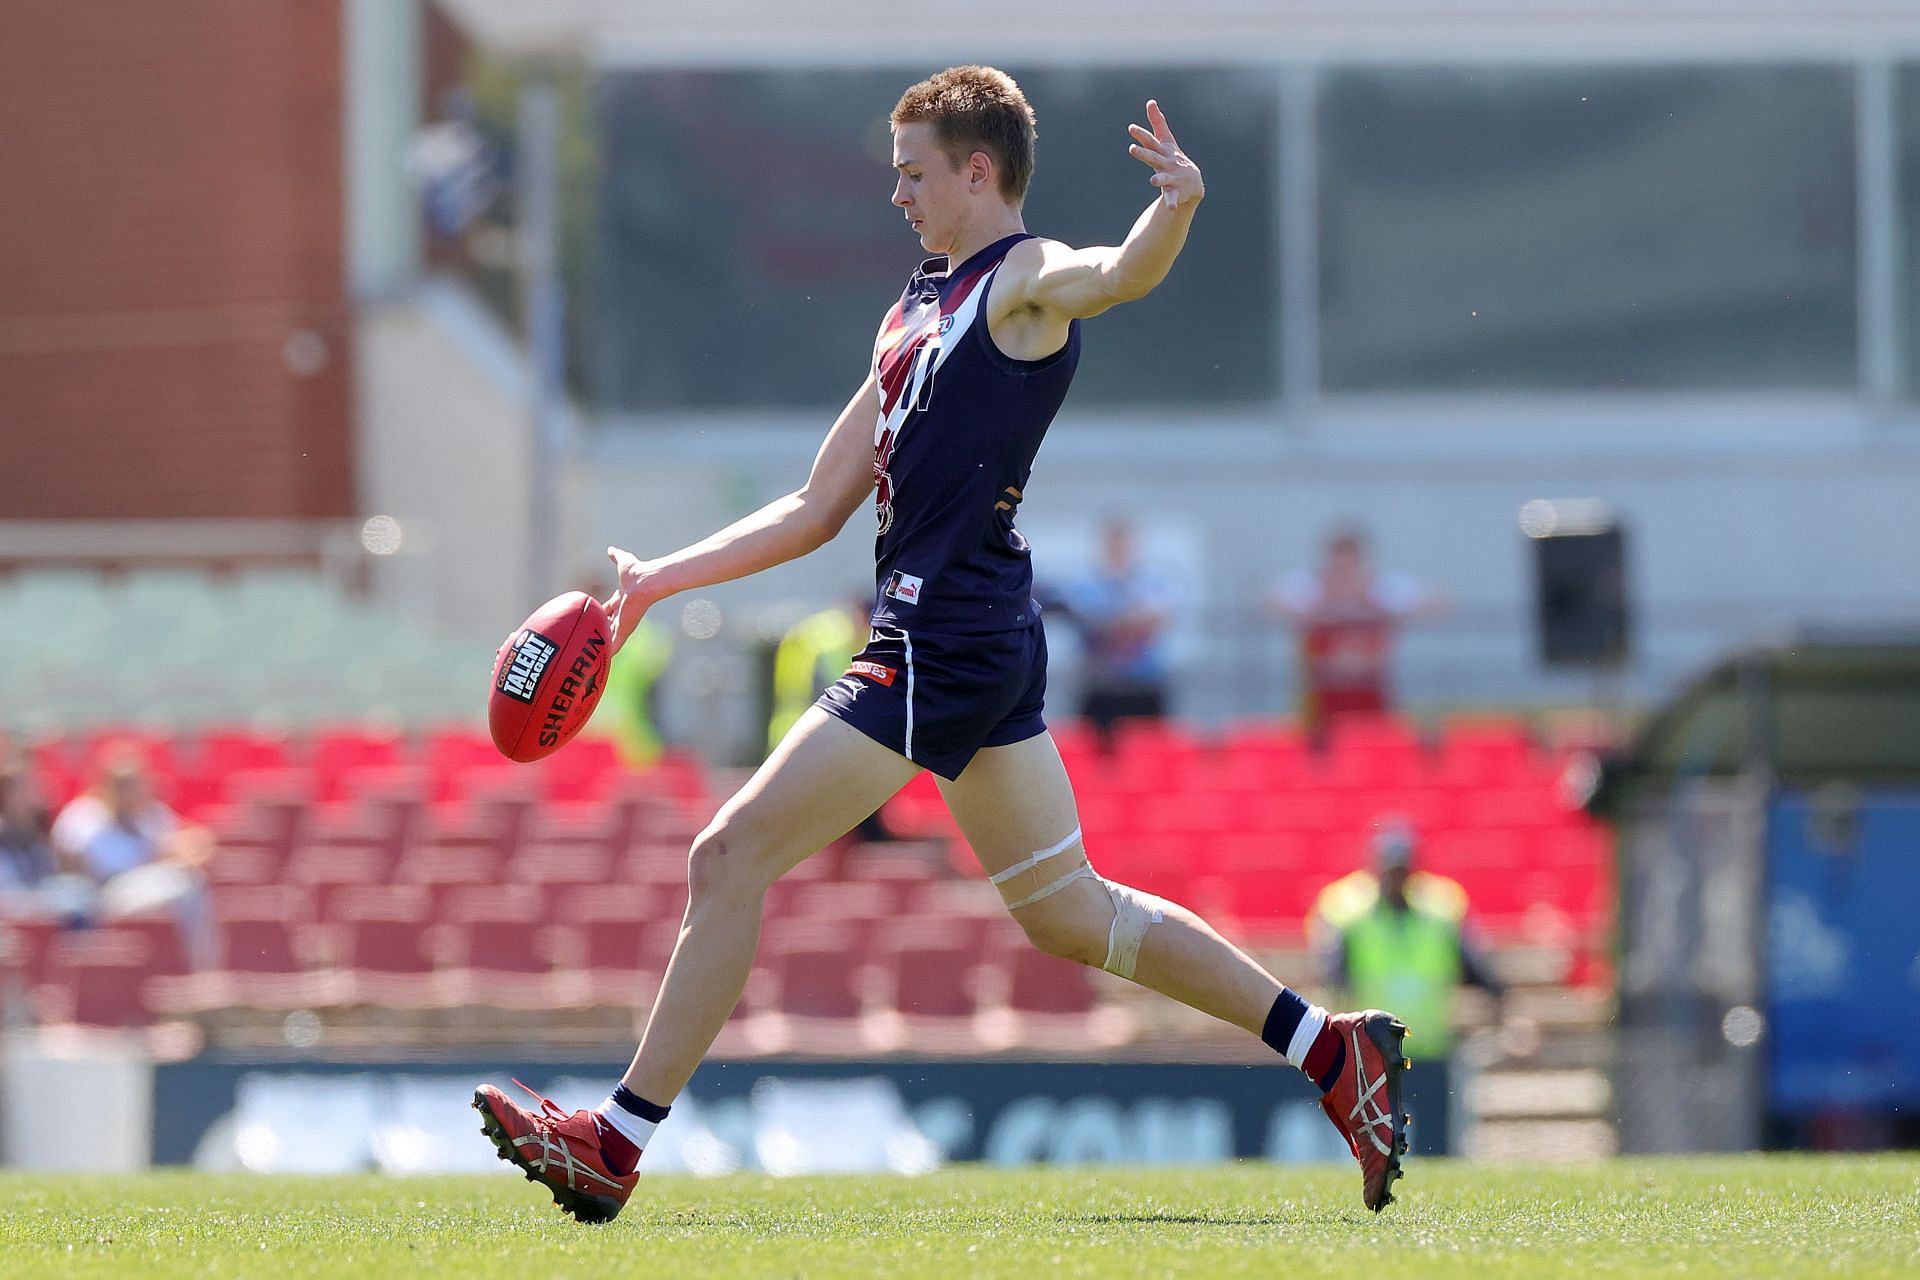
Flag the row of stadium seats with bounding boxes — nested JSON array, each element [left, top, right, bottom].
[[25, 730, 704, 817], [25, 713, 1574, 817], [2, 567, 498, 727], [4, 714, 1612, 1041], [188, 812, 1605, 938], [0, 898, 1118, 1054]]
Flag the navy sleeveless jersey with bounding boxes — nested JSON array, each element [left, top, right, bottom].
[[868, 233, 1080, 636]]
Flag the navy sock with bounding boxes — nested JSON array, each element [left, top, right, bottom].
[[1261, 989, 1310, 1056], [610, 1083, 671, 1124], [1263, 990, 1347, 1094]]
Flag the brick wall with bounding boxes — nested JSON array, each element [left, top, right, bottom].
[[0, 0, 353, 519]]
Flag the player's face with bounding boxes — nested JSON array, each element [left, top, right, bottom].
[[891, 123, 969, 254]]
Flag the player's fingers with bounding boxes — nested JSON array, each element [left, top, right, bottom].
[[1129, 142, 1176, 169], [1146, 99, 1175, 144], [1127, 122, 1166, 151]]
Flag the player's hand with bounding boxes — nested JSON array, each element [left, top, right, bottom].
[[1128, 100, 1204, 211], [604, 544, 662, 654]]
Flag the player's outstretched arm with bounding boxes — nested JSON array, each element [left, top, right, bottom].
[[602, 374, 880, 651], [1009, 99, 1205, 321]]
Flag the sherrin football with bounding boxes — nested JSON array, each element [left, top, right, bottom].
[[488, 591, 613, 762]]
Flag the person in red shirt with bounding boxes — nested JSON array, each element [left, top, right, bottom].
[[1271, 525, 1446, 740]]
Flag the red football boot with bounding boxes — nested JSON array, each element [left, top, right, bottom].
[[473, 1080, 639, 1224], [1318, 1010, 1412, 1212]]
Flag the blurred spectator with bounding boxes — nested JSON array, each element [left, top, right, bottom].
[[597, 619, 674, 768], [577, 569, 673, 767], [49, 746, 215, 968], [769, 599, 867, 755], [1270, 523, 1444, 741], [1061, 519, 1176, 743], [0, 749, 57, 904], [1310, 822, 1513, 1153]]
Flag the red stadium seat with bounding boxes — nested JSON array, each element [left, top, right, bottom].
[[1003, 945, 1096, 1016], [397, 845, 507, 906], [285, 842, 399, 909], [1319, 715, 1428, 789], [1434, 716, 1536, 786], [318, 884, 429, 928], [578, 916, 670, 974], [40, 940, 154, 1027], [332, 912, 456, 1007], [438, 893, 573, 1008], [0, 918, 61, 992], [542, 736, 622, 804], [193, 728, 291, 776], [37, 922, 186, 1026], [763, 919, 869, 1020], [1458, 787, 1574, 830], [861, 914, 1000, 1052], [303, 727, 406, 803], [27, 738, 83, 808], [881, 772, 960, 840], [1539, 824, 1611, 869], [338, 916, 435, 971], [211, 886, 310, 970], [506, 841, 617, 891], [1218, 721, 1312, 784], [302, 796, 413, 860]]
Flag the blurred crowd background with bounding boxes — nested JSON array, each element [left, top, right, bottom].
[[1, 0, 1917, 1173]]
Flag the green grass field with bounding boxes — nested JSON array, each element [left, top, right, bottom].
[[2, 1157, 1915, 1279]]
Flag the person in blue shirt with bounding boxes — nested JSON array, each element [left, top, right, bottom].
[[1062, 518, 1176, 743]]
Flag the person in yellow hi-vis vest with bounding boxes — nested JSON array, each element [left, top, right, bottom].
[[769, 601, 896, 842], [768, 604, 866, 754], [587, 618, 673, 767], [1311, 822, 1508, 1154]]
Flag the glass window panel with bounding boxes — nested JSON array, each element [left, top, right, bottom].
[[1318, 65, 1857, 393], [593, 67, 1277, 411], [1899, 64, 1920, 402]]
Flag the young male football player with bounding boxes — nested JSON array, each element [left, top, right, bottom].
[[476, 66, 1410, 1222]]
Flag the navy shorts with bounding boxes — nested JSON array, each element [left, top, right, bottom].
[[815, 621, 1049, 780]]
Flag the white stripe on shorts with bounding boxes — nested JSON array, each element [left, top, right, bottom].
[[902, 629, 916, 762]]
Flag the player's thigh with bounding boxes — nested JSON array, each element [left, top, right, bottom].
[[701, 706, 921, 882], [934, 731, 1084, 883]]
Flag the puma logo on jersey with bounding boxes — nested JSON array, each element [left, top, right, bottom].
[[884, 571, 924, 605]]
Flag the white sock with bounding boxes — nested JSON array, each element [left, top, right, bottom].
[[596, 1096, 660, 1150], [1286, 1003, 1329, 1069]]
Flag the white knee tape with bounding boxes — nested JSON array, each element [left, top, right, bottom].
[[1100, 879, 1167, 981], [1003, 863, 1094, 911]]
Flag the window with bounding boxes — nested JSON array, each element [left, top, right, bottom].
[[1899, 63, 1920, 401], [1318, 65, 1857, 393], [593, 67, 1278, 411]]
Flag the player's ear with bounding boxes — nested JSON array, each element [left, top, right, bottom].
[[968, 149, 995, 192]]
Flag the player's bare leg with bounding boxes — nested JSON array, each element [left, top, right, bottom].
[[622, 707, 920, 1100], [938, 730, 1410, 1210], [938, 733, 1281, 1029], [477, 708, 919, 1221]]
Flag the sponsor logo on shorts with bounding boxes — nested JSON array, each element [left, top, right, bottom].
[[497, 630, 558, 703], [848, 660, 897, 687], [885, 571, 924, 605]]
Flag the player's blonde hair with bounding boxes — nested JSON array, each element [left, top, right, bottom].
[[891, 66, 1037, 206]]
